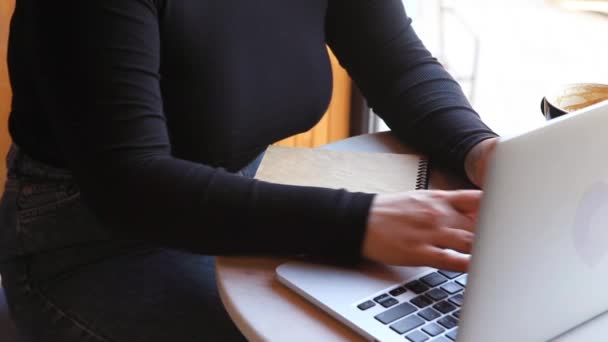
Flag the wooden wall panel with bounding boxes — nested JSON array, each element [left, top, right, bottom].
[[0, 0, 15, 191], [275, 48, 352, 148], [327, 50, 351, 143]]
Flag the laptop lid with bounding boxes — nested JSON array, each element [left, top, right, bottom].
[[459, 100, 608, 341]]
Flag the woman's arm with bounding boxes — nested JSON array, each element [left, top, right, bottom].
[[25, 0, 373, 260], [325, 0, 498, 175]]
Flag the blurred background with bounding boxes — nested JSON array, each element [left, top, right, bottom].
[[373, 0, 608, 136]]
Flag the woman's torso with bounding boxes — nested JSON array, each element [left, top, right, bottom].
[[8, 0, 333, 170]]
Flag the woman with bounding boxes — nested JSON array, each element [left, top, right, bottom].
[[0, 0, 498, 341]]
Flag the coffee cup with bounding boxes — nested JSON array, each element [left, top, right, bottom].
[[541, 83, 608, 120]]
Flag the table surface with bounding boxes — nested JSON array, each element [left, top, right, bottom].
[[215, 132, 465, 341]]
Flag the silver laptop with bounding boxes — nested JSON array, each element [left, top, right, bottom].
[[277, 100, 608, 342]]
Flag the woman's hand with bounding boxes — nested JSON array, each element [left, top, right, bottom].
[[362, 190, 481, 272], [464, 137, 499, 188]]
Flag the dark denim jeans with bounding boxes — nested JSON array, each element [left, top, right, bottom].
[[0, 146, 263, 342]]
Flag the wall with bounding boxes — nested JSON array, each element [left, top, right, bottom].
[[0, 0, 15, 191]]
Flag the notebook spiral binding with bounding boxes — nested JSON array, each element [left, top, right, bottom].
[[415, 157, 430, 190]]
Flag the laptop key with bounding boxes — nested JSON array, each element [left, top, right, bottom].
[[389, 315, 425, 334], [453, 310, 461, 319], [373, 294, 398, 308], [405, 280, 429, 294], [446, 327, 458, 341], [405, 330, 430, 342], [374, 302, 417, 325], [438, 270, 463, 279], [357, 300, 375, 311], [426, 288, 448, 301], [418, 307, 441, 321], [440, 282, 463, 294], [448, 293, 465, 307], [420, 273, 448, 287], [433, 301, 457, 314], [389, 286, 407, 297], [438, 315, 459, 329], [380, 298, 399, 308], [422, 323, 445, 337], [410, 295, 433, 308], [374, 294, 390, 303], [455, 275, 468, 287]]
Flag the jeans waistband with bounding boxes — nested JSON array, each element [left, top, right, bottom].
[[8, 145, 264, 180]]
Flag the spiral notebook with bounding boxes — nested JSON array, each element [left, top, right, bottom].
[[254, 146, 430, 193]]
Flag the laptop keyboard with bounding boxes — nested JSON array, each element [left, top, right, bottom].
[[357, 270, 467, 341]]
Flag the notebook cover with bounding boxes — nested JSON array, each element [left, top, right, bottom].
[[255, 146, 429, 193]]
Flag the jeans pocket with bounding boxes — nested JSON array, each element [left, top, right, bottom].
[[17, 179, 80, 221], [15, 179, 111, 255]]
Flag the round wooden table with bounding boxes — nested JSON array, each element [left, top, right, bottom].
[[215, 132, 466, 341]]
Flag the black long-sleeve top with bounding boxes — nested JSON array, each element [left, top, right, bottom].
[[7, 0, 497, 261]]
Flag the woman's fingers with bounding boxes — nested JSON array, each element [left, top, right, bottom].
[[422, 246, 470, 272], [431, 227, 474, 254], [403, 190, 480, 231], [408, 196, 476, 232], [444, 190, 482, 215], [434, 190, 481, 232], [437, 206, 476, 232]]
